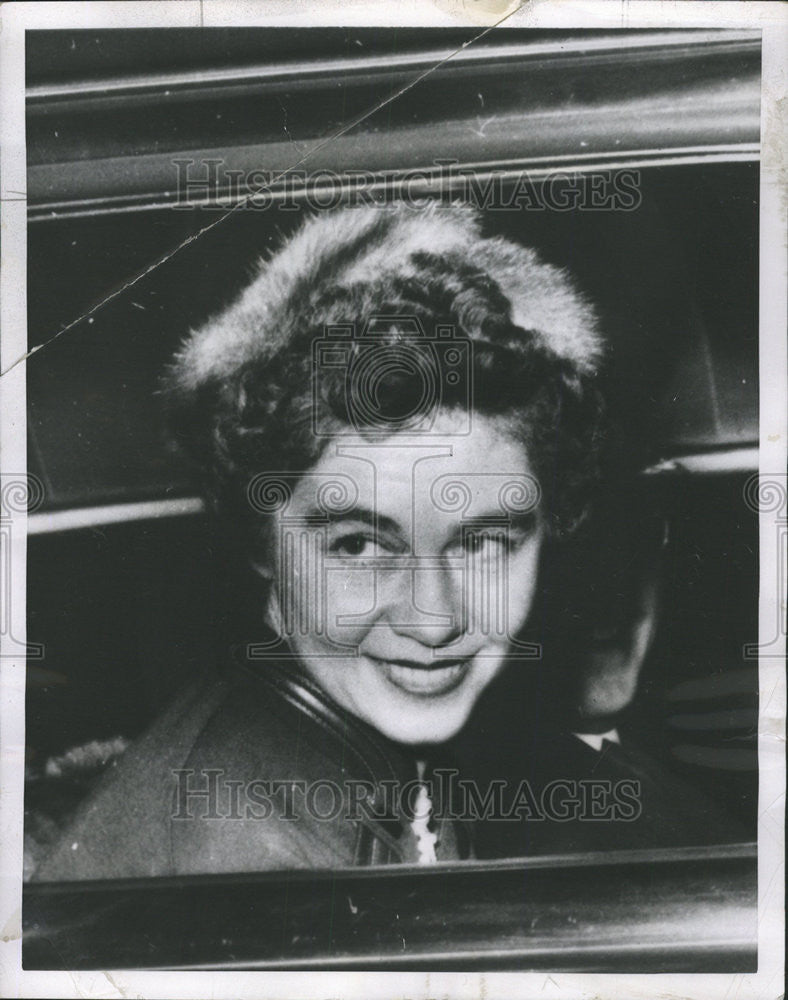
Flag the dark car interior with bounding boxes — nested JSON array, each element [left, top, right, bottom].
[[23, 27, 759, 969]]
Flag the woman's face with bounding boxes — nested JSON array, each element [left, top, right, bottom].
[[264, 410, 546, 745]]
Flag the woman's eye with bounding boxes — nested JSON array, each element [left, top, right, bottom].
[[462, 531, 512, 556], [330, 533, 380, 558]]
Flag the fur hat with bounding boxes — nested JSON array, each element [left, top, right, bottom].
[[164, 202, 606, 538], [169, 201, 602, 399]]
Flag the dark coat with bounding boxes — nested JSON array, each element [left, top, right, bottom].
[[36, 655, 747, 882], [35, 659, 471, 881]]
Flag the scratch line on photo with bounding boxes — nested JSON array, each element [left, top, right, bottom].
[[0, 4, 524, 381]]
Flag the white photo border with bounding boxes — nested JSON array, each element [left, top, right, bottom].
[[1, 2, 785, 998]]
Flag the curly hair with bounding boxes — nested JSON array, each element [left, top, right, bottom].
[[165, 201, 606, 539]]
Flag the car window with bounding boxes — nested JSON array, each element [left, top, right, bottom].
[[22, 26, 760, 971]]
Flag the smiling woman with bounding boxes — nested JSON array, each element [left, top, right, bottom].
[[33, 200, 610, 877], [264, 413, 546, 745], [17, 24, 768, 978], [32, 200, 740, 881]]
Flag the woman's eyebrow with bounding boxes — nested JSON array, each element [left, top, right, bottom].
[[457, 511, 539, 532], [306, 505, 402, 535], [305, 506, 538, 537]]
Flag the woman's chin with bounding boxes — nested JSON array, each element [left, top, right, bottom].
[[371, 707, 471, 746], [299, 650, 502, 746], [357, 661, 484, 745]]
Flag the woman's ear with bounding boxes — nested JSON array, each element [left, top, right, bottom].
[[263, 584, 284, 636], [248, 557, 283, 635], [249, 556, 273, 581]]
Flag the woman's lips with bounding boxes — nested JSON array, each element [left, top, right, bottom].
[[369, 656, 471, 697]]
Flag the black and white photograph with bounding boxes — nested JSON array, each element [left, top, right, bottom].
[[0, 2, 784, 997]]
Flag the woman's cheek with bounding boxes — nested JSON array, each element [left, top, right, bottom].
[[504, 542, 542, 639], [322, 566, 378, 645]]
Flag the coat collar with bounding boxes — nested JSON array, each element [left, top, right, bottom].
[[230, 647, 472, 864]]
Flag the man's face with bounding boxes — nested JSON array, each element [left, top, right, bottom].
[[264, 410, 545, 745]]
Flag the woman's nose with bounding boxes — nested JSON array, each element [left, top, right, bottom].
[[387, 559, 464, 647]]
